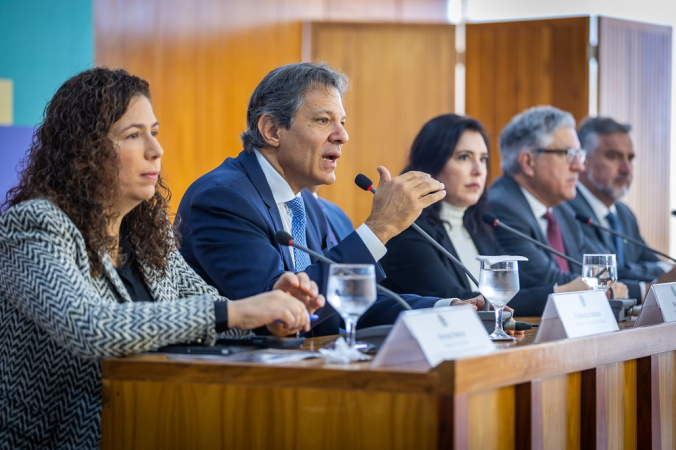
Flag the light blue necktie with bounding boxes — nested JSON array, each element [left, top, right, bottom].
[[286, 197, 311, 272], [606, 212, 625, 267]]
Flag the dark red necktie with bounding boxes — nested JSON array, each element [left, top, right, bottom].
[[543, 211, 570, 273]]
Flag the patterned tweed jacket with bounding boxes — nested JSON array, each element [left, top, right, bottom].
[[0, 199, 244, 449]]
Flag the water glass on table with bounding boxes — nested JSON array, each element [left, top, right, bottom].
[[326, 264, 377, 349], [478, 260, 520, 341], [581, 254, 617, 292]]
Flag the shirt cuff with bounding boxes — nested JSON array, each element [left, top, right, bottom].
[[214, 301, 230, 333], [356, 223, 387, 261]]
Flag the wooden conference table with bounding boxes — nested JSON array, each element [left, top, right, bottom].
[[101, 319, 676, 449]]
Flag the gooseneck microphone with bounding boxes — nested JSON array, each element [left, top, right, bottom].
[[354, 174, 481, 288], [274, 231, 412, 311], [481, 213, 582, 268], [575, 213, 676, 263]]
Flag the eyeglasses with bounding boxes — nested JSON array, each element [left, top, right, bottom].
[[533, 148, 587, 164]]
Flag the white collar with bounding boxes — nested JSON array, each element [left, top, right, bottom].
[[254, 150, 299, 204], [439, 201, 467, 224], [577, 182, 617, 218], [519, 185, 550, 219]]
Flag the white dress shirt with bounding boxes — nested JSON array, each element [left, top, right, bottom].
[[439, 202, 480, 290], [577, 182, 616, 228], [519, 185, 552, 236], [254, 150, 386, 265]]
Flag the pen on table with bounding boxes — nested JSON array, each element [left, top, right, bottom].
[[276, 313, 319, 324]]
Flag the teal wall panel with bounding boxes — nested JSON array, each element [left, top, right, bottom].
[[0, 0, 94, 127]]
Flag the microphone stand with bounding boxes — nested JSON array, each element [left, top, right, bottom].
[[483, 213, 635, 322], [575, 214, 676, 263], [354, 175, 516, 330]]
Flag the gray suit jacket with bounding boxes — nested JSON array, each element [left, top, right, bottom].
[[0, 199, 243, 449], [566, 187, 665, 282], [487, 175, 586, 288]]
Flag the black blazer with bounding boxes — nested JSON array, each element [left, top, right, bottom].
[[380, 212, 554, 317], [566, 187, 665, 282]]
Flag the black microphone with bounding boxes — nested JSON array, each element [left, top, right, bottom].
[[274, 231, 412, 311], [354, 174, 481, 288], [672, 210, 676, 217], [481, 213, 582, 268], [575, 213, 676, 263]]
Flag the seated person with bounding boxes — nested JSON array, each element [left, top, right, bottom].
[[176, 63, 484, 336], [568, 116, 671, 296], [381, 114, 590, 316], [486, 106, 629, 304], [0, 68, 320, 449]]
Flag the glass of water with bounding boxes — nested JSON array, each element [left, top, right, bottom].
[[326, 264, 377, 348], [478, 260, 520, 341], [582, 254, 617, 291]]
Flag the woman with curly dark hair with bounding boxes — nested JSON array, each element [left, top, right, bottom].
[[380, 114, 585, 316], [0, 67, 322, 449]]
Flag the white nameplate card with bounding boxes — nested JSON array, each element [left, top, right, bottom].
[[634, 283, 676, 327], [371, 305, 494, 371], [533, 290, 619, 343]]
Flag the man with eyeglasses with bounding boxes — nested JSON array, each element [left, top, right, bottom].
[[487, 106, 629, 313], [566, 116, 673, 298]]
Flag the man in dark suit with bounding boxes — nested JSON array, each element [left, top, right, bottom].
[[307, 186, 354, 248], [567, 116, 671, 292], [176, 63, 466, 336], [487, 106, 629, 298]]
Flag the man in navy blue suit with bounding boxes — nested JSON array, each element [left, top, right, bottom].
[[487, 106, 629, 300], [567, 116, 674, 296], [176, 63, 478, 336]]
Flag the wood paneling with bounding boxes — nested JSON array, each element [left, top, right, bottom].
[[95, 0, 447, 216], [598, 16, 673, 253], [102, 321, 676, 449], [465, 17, 590, 183], [308, 22, 455, 224]]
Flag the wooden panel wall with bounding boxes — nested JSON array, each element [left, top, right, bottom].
[[309, 22, 455, 225], [465, 17, 590, 183], [94, 0, 448, 216], [598, 16, 672, 253]]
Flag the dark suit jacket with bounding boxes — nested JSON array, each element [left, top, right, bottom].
[[318, 197, 354, 243], [176, 150, 437, 336], [566, 187, 665, 282], [487, 175, 642, 299], [487, 175, 585, 288], [380, 214, 555, 316]]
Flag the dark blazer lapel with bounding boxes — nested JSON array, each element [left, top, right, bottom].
[[424, 220, 472, 292], [239, 151, 294, 271], [101, 256, 133, 303], [302, 190, 325, 261], [574, 187, 613, 249], [503, 176, 549, 245]]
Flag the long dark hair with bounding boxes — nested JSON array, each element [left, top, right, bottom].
[[404, 113, 491, 235], [3, 67, 175, 277]]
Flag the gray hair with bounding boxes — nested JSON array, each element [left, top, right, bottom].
[[240, 62, 349, 153], [577, 116, 632, 157], [499, 106, 576, 175]]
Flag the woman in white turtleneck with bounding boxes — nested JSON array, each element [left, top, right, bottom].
[[381, 114, 581, 316]]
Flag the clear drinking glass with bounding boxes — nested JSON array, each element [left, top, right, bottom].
[[478, 260, 520, 341], [581, 254, 617, 291], [326, 264, 377, 348]]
